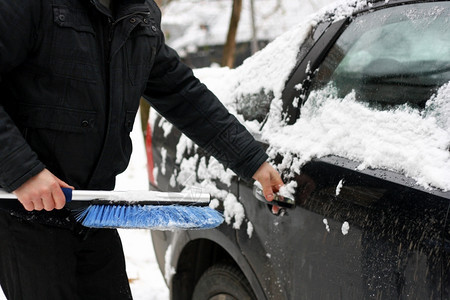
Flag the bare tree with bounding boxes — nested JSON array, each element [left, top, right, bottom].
[[249, 0, 258, 54], [222, 0, 242, 68]]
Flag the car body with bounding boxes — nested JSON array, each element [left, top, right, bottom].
[[145, 0, 450, 299]]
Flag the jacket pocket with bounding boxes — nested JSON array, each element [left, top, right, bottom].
[[125, 19, 158, 86], [17, 103, 97, 133], [51, 5, 98, 83]]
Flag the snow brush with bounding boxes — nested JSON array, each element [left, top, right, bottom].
[[0, 188, 224, 230]]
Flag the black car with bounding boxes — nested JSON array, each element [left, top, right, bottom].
[[146, 1, 450, 299]]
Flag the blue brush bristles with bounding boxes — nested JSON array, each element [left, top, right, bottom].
[[75, 205, 224, 230]]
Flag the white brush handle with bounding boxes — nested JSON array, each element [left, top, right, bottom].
[[0, 188, 211, 205], [70, 190, 211, 204]]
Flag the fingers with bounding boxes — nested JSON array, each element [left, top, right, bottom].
[[271, 205, 280, 215], [52, 187, 67, 210], [260, 173, 275, 202], [20, 199, 35, 211], [56, 177, 75, 190], [253, 162, 284, 202], [13, 169, 70, 212], [16, 184, 58, 211], [252, 162, 287, 215]]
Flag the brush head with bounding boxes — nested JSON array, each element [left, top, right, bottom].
[[75, 205, 224, 230]]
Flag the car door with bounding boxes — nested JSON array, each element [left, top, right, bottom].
[[237, 2, 450, 299], [445, 208, 450, 297]]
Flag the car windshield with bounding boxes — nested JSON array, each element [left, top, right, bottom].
[[312, 2, 450, 109]]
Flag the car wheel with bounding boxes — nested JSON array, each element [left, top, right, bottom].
[[192, 264, 256, 300]]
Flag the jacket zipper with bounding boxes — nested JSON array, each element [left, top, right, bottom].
[[87, 9, 149, 187], [105, 16, 113, 126]]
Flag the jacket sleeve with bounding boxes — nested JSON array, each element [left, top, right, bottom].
[[143, 33, 268, 181], [0, 1, 45, 192]]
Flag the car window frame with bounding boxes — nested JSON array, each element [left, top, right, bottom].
[[281, 18, 349, 125], [282, 0, 450, 125]]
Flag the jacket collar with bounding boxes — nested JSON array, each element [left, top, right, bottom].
[[89, 0, 148, 19], [115, 1, 149, 19]]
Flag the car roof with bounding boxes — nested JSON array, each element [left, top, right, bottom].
[[356, 0, 449, 14], [322, 0, 449, 22]]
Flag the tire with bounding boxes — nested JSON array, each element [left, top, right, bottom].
[[192, 264, 256, 300]]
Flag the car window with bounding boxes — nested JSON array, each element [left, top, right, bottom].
[[310, 2, 450, 109]]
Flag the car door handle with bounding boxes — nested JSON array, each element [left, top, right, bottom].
[[252, 184, 295, 208]]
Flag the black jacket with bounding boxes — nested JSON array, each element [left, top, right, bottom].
[[0, 0, 268, 223], [0, 0, 268, 189]]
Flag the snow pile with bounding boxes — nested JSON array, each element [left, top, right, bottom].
[[223, 194, 246, 229], [176, 154, 245, 229], [263, 85, 450, 190], [193, 17, 316, 133]]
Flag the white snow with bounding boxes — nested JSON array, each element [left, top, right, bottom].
[[159, 118, 173, 138], [169, 174, 176, 188], [164, 245, 176, 283], [152, 165, 159, 186], [115, 111, 169, 299], [223, 193, 246, 229], [247, 221, 254, 238], [162, 0, 331, 54], [263, 86, 450, 190], [336, 179, 344, 196], [160, 147, 167, 175], [191, 13, 450, 192], [119, 229, 169, 300], [209, 198, 220, 209], [278, 182, 297, 199], [341, 221, 350, 235], [323, 218, 330, 232], [192, 19, 314, 109], [2, 1, 448, 299]]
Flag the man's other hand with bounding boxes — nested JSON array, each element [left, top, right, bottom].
[[252, 162, 284, 214], [13, 169, 74, 211]]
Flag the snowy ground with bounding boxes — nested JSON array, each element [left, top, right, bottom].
[[0, 112, 169, 300], [115, 112, 170, 300]]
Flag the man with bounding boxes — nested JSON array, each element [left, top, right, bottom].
[[0, 0, 283, 299]]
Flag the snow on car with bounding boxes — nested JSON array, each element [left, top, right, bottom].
[[147, 1, 450, 299]]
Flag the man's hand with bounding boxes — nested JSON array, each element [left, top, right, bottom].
[[252, 162, 284, 214], [13, 169, 74, 211]]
